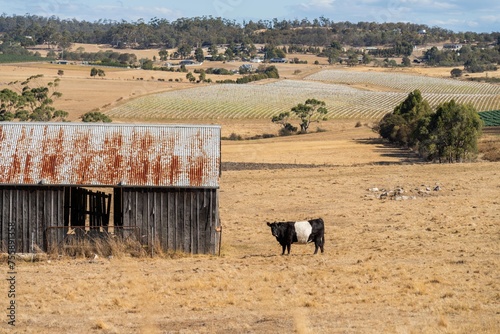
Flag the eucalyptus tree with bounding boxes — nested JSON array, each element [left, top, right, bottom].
[[291, 99, 328, 133]]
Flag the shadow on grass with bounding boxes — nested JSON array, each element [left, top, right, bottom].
[[355, 137, 422, 164]]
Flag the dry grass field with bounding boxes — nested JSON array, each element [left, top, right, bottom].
[[0, 52, 499, 333]]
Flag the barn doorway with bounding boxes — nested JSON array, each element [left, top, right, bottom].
[[67, 187, 112, 228]]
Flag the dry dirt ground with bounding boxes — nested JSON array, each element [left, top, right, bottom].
[[0, 53, 499, 333], [1, 122, 499, 333]]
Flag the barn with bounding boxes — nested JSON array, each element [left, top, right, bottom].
[[0, 122, 221, 255]]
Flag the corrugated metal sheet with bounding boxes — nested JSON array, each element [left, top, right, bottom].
[[0, 123, 221, 188]]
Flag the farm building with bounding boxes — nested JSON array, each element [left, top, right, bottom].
[[0, 123, 221, 255]]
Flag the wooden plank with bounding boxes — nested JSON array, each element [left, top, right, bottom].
[[148, 189, 154, 249], [160, 190, 168, 250], [20, 189, 29, 253], [136, 189, 146, 247], [193, 191, 199, 254], [167, 190, 176, 250], [154, 189, 162, 250], [64, 187, 70, 228], [43, 188, 52, 247], [182, 190, 190, 253], [208, 189, 214, 254], [13, 188, 23, 253], [214, 188, 220, 255], [176, 190, 183, 251]]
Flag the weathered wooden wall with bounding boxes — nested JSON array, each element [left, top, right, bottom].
[[0, 186, 65, 253], [121, 188, 220, 254], [0, 186, 220, 255]]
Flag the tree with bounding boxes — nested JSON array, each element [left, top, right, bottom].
[[141, 59, 153, 70], [402, 56, 411, 67], [186, 72, 196, 82], [224, 47, 234, 60], [378, 92, 482, 163], [81, 111, 112, 122], [362, 53, 372, 65], [208, 44, 218, 58], [422, 100, 482, 162], [198, 70, 206, 82], [0, 89, 20, 121], [91, 67, 105, 77], [291, 99, 328, 133], [177, 44, 192, 59], [271, 111, 297, 136], [158, 49, 169, 61], [0, 75, 67, 122], [450, 68, 463, 78], [195, 47, 204, 62], [377, 90, 432, 146]]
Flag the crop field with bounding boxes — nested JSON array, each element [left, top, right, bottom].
[[479, 110, 500, 126], [106, 79, 408, 121], [106, 70, 500, 122], [306, 70, 500, 111]]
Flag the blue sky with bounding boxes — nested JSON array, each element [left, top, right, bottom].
[[1, 0, 499, 33]]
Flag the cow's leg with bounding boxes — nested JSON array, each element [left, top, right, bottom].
[[281, 244, 286, 255], [313, 237, 324, 254], [286, 243, 291, 255]]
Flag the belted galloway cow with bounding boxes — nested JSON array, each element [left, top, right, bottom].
[[267, 218, 325, 255]]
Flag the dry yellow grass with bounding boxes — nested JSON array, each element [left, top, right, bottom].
[[1, 123, 499, 333], [0, 55, 499, 333]]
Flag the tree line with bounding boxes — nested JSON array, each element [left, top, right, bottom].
[[1, 15, 499, 69], [0, 75, 67, 121], [0, 75, 111, 122], [376, 90, 483, 163], [1, 14, 499, 51]]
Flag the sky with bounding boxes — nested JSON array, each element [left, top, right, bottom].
[[0, 0, 499, 33]]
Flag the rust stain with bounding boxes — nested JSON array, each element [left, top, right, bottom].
[[169, 155, 181, 186], [188, 156, 205, 187], [23, 154, 33, 184], [103, 132, 124, 183], [75, 130, 92, 184]]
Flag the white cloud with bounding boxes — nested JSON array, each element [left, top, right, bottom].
[[300, 0, 335, 10]]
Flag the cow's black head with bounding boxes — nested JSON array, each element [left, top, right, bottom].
[[267, 222, 281, 238]]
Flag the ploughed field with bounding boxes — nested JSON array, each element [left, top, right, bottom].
[[2, 123, 499, 333], [105, 71, 500, 121]]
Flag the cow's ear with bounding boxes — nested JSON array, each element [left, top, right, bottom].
[[267, 222, 271, 226]]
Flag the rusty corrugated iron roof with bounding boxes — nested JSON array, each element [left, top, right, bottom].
[[0, 123, 221, 188]]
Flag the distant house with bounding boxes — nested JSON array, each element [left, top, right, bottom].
[[269, 58, 287, 63], [179, 59, 196, 65], [443, 44, 463, 51]]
